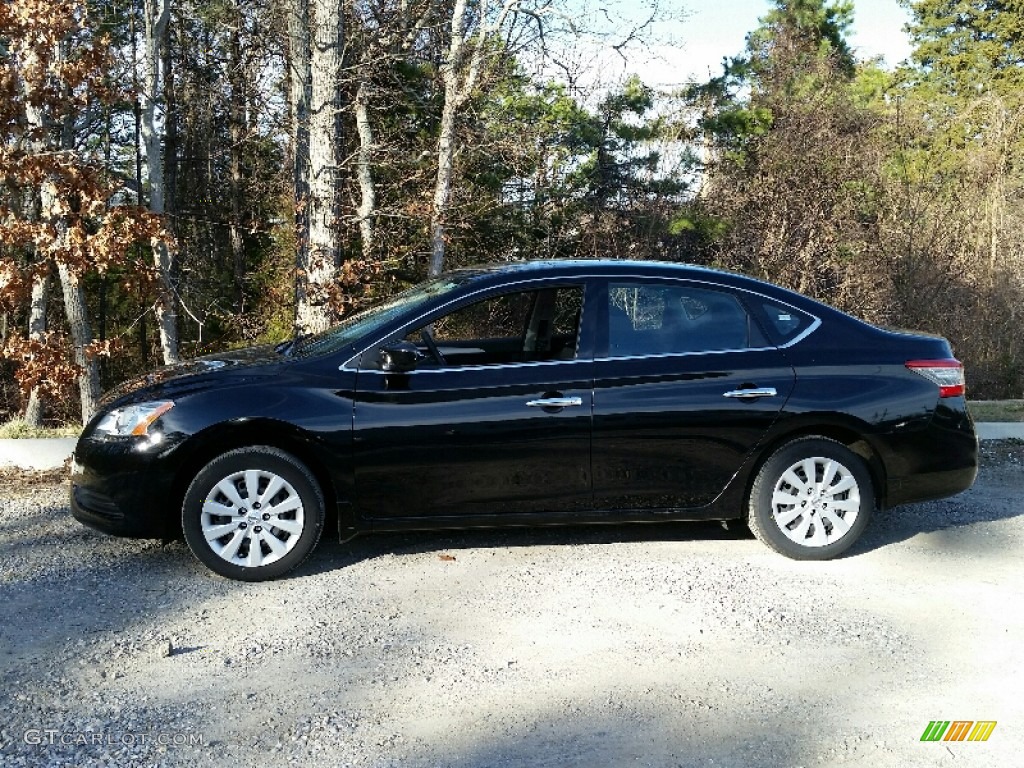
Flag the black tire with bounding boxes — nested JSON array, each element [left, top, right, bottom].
[[747, 437, 873, 560], [182, 446, 325, 581]]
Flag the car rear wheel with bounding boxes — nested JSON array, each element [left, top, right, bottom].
[[182, 447, 325, 581], [747, 437, 873, 560]]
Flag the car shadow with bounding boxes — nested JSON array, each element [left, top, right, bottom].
[[847, 451, 1024, 556], [296, 519, 756, 577], [850, 494, 1024, 557], [299, 449, 1024, 573]]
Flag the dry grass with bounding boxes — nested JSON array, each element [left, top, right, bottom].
[[969, 400, 1024, 422], [0, 419, 81, 439], [0, 464, 69, 489]]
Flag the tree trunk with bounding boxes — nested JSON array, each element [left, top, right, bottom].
[[163, 18, 178, 255], [288, 0, 312, 330], [229, 7, 247, 310], [21, 35, 100, 424], [428, 0, 516, 277], [142, 0, 180, 364], [56, 261, 100, 423], [19, 44, 51, 426], [353, 1, 435, 265], [354, 82, 376, 260], [428, 97, 460, 277], [23, 270, 51, 427], [296, 0, 344, 334], [41, 158, 101, 424], [41, 131, 100, 423]]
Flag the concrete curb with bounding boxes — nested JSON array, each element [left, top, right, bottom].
[[975, 423, 1024, 441], [0, 438, 78, 471], [1, 423, 1023, 472]]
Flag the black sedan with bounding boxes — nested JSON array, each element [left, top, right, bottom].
[[70, 260, 978, 580]]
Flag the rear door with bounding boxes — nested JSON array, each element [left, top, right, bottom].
[[351, 281, 595, 521], [592, 278, 795, 511]]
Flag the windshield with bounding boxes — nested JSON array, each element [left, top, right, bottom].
[[293, 275, 472, 358]]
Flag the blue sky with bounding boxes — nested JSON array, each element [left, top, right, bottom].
[[611, 0, 915, 87]]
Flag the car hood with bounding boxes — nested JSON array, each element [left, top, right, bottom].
[[101, 344, 284, 406]]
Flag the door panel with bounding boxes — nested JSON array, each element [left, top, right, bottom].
[[352, 363, 593, 518], [592, 351, 794, 510]]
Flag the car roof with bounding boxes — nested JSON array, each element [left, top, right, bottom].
[[454, 259, 729, 278], [446, 259, 861, 327], [449, 259, 792, 298]]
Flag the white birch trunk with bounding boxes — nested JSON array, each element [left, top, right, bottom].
[[428, 96, 461, 277], [142, 0, 180, 364], [428, 0, 517, 277], [296, 0, 344, 334], [354, 82, 376, 260], [23, 271, 51, 427], [428, 0, 472, 278], [288, 0, 312, 331]]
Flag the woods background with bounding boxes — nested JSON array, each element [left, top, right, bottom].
[[2, 0, 1022, 426]]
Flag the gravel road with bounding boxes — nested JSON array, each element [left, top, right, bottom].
[[1, 443, 1022, 768]]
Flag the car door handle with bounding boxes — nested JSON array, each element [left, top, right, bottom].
[[526, 397, 583, 408], [722, 387, 777, 399]]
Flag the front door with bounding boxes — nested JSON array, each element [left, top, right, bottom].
[[352, 283, 594, 522]]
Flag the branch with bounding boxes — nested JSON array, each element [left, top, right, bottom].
[[463, 0, 520, 97]]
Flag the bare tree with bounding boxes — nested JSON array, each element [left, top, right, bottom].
[[287, 0, 345, 334], [429, 0, 520, 276], [141, 0, 180, 364], [351, 0, 436, 261], [229, 2, 247, 310]]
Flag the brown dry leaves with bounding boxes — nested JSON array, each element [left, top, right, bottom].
[[1, 0, 170, 399]]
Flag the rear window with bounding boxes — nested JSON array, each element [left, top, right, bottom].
[[757, 300, 816, 345]]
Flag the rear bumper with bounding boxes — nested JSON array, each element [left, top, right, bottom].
[[878, 399, 978, 508], [886, 465, 978, 508]]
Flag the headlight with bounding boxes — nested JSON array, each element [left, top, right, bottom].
[[94, 401, 174, 436]]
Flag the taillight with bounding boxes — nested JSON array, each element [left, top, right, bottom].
[[905, 359, 965, 397]]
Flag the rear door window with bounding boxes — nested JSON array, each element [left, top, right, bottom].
[[606, 282, 752, 357]]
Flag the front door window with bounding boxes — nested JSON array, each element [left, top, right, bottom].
[[404, 286, 583, 367]]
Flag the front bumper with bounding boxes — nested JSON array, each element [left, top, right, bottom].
[[70, 434, 185, 539]]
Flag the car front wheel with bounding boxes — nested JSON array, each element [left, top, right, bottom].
[[182, 446, 325, 581], [747, 437, 873, 560]]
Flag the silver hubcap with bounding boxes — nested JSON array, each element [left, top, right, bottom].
[[771, 456, 860, 547], [200, 469, 305, 568]]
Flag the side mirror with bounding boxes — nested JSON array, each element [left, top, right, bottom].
[[379, 341, 421, 373]]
